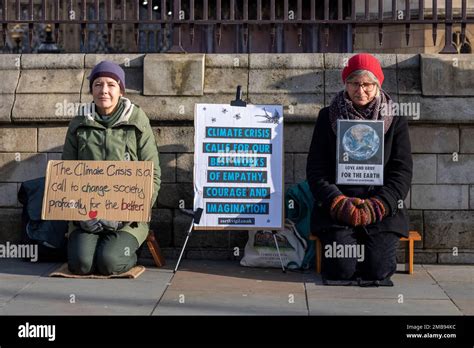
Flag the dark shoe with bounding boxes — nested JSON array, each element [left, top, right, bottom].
[[358, 277, 394, 287], [322, 274, 358, 286]]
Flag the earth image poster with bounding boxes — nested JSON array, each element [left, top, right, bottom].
[[336, 119, 384, 186]]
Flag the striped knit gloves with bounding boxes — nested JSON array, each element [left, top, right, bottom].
[[330, 195, 386, 227]]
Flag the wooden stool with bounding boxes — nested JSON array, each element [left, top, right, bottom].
[[310, 230, 421, 275], [146, 230, 166, 267], [400, 231, 422, 274]]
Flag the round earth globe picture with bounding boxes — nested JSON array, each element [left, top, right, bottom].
[[342, 124, 380, 161]]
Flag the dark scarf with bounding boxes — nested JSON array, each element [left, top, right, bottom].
[[329, 89, 394, 135], [94, 98, 125, 128]]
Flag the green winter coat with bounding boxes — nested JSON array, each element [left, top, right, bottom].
[[62, 97, 161, 245]]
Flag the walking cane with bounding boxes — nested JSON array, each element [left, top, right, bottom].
[[174, 208, 203, 273]]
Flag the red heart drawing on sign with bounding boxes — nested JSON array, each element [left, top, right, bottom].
[[89, 211, 98, 219]]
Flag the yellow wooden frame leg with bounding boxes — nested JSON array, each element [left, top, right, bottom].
[[408, 239, 414, 274], [146, 231, 166, 267]]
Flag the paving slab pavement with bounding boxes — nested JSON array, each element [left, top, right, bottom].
[[0, 259, 473, 316], [423, 265, 474, 315], [0, 259, 174, 315], [423, 265, 474, 282], [436, 282, 474, 315], [305, 265, 464, 315], [305, 265, 449, 300], [0, 260, 59, 311], [153, 260, 311, 315], [307, 298, 462, 315]]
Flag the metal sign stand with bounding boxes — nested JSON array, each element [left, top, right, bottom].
[[272, 231, 286, 273], [174, 208, 203, 273]]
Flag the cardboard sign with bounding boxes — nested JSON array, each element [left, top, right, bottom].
[[194, 103, 284, 230], [336, 120, 384, 186], [41, 160, 154, 222]]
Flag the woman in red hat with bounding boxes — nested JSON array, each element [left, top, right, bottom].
[[306, 53, 413, 286]]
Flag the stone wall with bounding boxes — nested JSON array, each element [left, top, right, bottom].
[[1, 53, 473, 264], [354, 24, 474, 54], [354, 0, 474, 54]]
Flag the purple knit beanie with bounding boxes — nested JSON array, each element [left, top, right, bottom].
[[88, 61, 126, 94]]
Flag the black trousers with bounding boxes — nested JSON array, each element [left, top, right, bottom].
[[318, 227, 399, 281]]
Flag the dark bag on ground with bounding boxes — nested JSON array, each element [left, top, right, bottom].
[[17, 177, 68, 262]]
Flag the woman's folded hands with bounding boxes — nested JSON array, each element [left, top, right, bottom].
[[330, 194, 386, 227], [78, 219, 124, 233]]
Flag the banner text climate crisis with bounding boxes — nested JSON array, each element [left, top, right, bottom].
[[206, 127, 272, 139], [51, 161, 152, 177]]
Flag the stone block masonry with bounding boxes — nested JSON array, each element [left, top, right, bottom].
[[0, 53, 473, 264]]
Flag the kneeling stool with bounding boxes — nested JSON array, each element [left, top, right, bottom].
[[310, 230, 422, 275]]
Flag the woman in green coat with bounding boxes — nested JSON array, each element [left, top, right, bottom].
[[62, 61, 161, 275]]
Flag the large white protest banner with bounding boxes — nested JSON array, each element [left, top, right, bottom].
[[194, 103, 284, 230]]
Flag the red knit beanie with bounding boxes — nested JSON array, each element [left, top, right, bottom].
[[342, 53, 384, 86]]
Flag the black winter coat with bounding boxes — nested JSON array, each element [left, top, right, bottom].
[[306, 107, 413, 238]]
